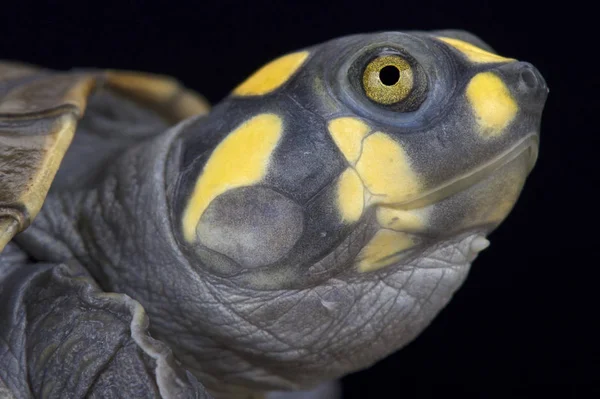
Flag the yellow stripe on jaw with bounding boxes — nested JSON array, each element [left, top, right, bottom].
[[375, 206, 426, 233], [233, 51, 310, 96], [357, 229, 416, 273], [357, 201, 427, 273], [181, 113, 283, 242], [466, 72, 519, 138], [438, 37, 515, 64]]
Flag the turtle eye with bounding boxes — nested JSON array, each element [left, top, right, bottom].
[[362, 55, 414, 105]]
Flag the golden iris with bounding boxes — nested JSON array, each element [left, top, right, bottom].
[[362, 55, 414, 105]]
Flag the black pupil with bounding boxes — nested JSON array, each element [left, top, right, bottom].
[[379, 65, 400, 86]]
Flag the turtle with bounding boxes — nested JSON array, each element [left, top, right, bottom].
[[0, 29, 547, 399]]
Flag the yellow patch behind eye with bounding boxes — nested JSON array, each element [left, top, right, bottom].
[[438, 37, 515, 64], [328, 117, 371, 165], [467, 72, 518, 138], [356, 132, 421, 204], [336, 168, 365, 223], [181, 113, 283, 242], [357, 229, 416, 272], [233, 51, 310, 96]]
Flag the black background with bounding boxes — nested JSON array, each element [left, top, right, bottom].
[[2, 1, 597, 398]]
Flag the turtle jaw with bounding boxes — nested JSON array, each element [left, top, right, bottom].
[[388, 133, 539, 212], [348, 133, 539, 274]]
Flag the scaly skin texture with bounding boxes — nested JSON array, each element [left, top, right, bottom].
[[2, 30, 547, 399], [17, 127, 478, 397]]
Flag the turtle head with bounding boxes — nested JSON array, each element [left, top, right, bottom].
[[175, 30, 546, 280], [164, 30, 547, 393]]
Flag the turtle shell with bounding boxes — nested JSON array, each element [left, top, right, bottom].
[[0, 61, 209, 251]]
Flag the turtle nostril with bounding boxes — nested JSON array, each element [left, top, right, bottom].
[[520, 66, 538, 89]]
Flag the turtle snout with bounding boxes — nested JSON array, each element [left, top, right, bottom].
[[496, 61, 549, 109], [518, 62, 546, 90]]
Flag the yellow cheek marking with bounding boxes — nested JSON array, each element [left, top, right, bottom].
[[233, 51, 309, 96], [181, 113, 283, 242], [357, 230, 416, 273], [485, 186, 522, 223], [473, 157, 527, 225], [328, 117, 371, 165], [336, 168, 365, 222], [467, 72, 519, 138], [438, 37, 515, 64], [376, 206, 427, 233], [356, 132, 421, 204]]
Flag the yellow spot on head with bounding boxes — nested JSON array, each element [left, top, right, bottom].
[[328, 117, 371, 165], [438, 37, 515, 64], [233, 51, 310, 96], [181, 113, 283, 242], [336, 168, 365, 222], [356, 132, 421, 205], [330, 126, 424, 226], [358, 229, 416, 272], [466, 72, 518, 138]]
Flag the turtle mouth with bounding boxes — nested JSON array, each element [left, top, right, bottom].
[[391, 134, 539, 211]]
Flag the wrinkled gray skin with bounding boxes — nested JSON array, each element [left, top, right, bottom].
[[0, 98, 475, 397], [0, 30, 546, 399], [0, 95, 210, 399]]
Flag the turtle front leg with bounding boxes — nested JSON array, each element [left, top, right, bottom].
[[0, 246, 210, 399], [268, 382, 341, 399]]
